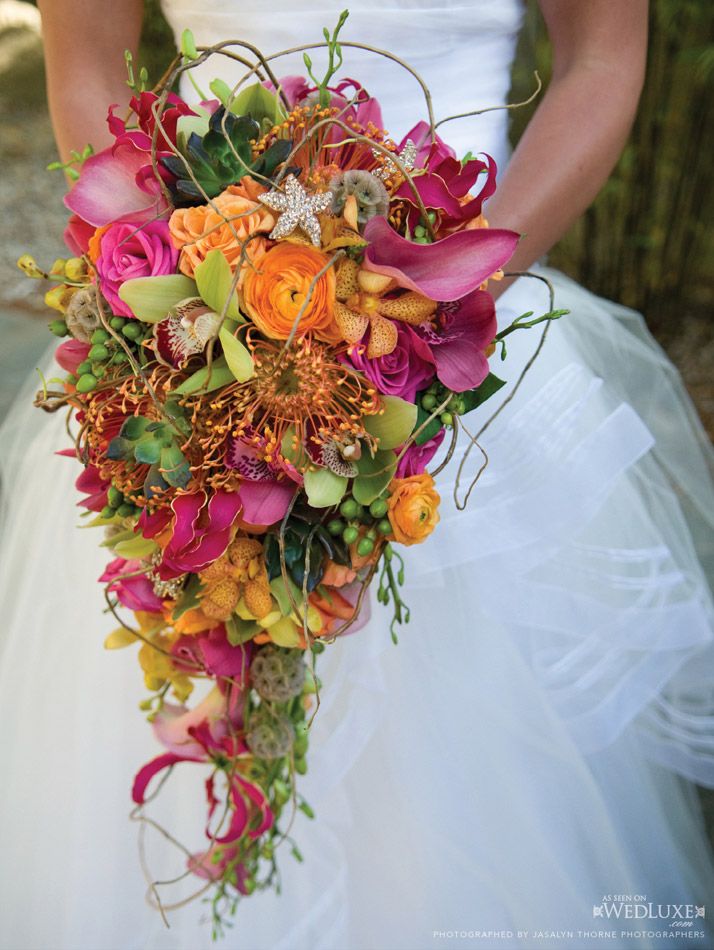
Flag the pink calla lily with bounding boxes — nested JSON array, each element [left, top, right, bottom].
[[363, 215, 519, 301]]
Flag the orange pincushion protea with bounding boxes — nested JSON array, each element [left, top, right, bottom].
[[185, 332, 381, 488]]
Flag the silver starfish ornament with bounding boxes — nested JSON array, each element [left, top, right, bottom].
[[259, 174, 332, 247], [373, 138, 418, 181]]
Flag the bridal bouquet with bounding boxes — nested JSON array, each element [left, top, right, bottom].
[[20, 12, 561, 935]]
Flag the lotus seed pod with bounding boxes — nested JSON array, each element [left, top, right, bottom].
[[329, 170, 389, 224], [250, 645, 306, 702], [65, 287, 102, 342], [246, 710, 294, 760]]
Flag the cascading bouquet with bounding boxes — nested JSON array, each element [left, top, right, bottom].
[[19, 11, 563, 936]]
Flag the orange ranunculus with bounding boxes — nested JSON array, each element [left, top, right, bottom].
[[387, 473, 440, 546], [241, 241, 340, 343], [168, 177, 274, 285]]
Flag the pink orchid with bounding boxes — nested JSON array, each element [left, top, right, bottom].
[[363, 215, 519, 301], [225, 435, 301, 527], [132, 687, 273, 847], [413, 290, 498, 392], [156, 490, 244, 580], [99, 557, 165, 613]]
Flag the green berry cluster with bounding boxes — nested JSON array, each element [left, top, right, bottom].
[[67, 319, 153, 394], [100, 483, 140, 521], [419, 381, 466, 428], [411, 210, 437, 245], [325, 494, 392, 557]]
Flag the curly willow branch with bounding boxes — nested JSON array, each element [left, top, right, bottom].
[[452, 270, 558, 509]]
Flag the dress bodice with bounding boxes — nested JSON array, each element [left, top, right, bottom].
[[159, 0, 525, 172]]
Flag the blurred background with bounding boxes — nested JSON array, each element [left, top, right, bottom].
[[0, 0, 712, 830]]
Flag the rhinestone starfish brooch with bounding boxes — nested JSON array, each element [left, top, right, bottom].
[[258, 174, 332, 246]]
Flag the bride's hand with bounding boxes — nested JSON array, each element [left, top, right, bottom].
[[38, 0, 144, 164], [486, 0, 648, 297]]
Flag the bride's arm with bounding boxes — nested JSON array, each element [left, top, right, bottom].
[[38, 0, 144, 162], [486, 0, 648, 293]]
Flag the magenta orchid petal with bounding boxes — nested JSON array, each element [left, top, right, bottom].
[[64, 141, 169, 227], [199, 628, 252, 680], [396, 430, 446, 478], [414, 290, 497, 392], [132, 752, 195, 805], [363, 215, 519, 301], [239, 479, 296, 527]]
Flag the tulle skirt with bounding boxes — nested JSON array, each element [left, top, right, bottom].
[[1, 267, 713, 950]]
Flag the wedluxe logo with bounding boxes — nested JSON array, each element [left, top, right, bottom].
[[593, 895, 705, 927]]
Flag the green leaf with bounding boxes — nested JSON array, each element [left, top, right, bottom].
[[172, 575, 202, 620], [460, 373, 506, 414], [219, 326, 254, 382], [209, 77, 235, 109], [118, 274, 197, 323], [230, 81, 287, 124], [303, 468, 348, 508], [363, 396, 418, 451], [133, 437, 162, 465], [269, 576, 303, 617], [120, 415, 151, 440], [113, 535, 159, 559], [194, 249, 241, 320], [226, 615, 261, 646], [175, 356, 234, 395], [352, 449, 397, 505]]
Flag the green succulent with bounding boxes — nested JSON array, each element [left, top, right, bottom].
[[162, 106, 295, 202], [107, 411, 192, 497]]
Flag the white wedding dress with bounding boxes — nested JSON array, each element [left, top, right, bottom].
[[2, 2, 714, 949]]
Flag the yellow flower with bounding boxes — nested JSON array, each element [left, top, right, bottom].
[[104, 611, 192, 701]]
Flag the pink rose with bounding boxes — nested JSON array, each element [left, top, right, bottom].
[[95, 220, 178, 317], [344, 323, 435, 402]]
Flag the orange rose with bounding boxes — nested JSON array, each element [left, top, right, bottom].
[[241, 242, 340, 342], [168, 177, 274, 286], [387, 473, 440, 546]]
